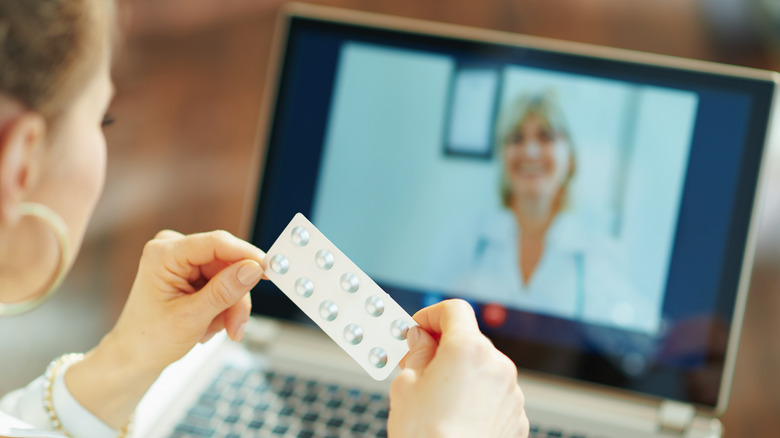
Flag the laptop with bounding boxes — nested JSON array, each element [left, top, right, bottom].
[[134, 3, 779, 437]]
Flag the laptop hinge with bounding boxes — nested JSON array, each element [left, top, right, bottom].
[[243, 317, 283, 348], [656, 400, 696, 434]]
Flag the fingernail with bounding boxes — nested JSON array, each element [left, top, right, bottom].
[[235, 322, 247, 342], [237, 261, 263, 287], [407, 326, 420, 349]]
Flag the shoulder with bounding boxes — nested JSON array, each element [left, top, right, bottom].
[[547, 213, 608, 250], [0, 408, 30, 427], [0, 409, 51, 437], [477, 208, 517, 241]]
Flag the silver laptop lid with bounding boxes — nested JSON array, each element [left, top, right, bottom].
[[243, 2, 779, 416]]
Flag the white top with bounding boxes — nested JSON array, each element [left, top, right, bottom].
[[0, 360, 119, 438], [0, 332, 233, 438], [457, 209, 655, 333]]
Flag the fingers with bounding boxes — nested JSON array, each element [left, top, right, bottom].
[[399, 326, 438, 372], [198, 294, 251, 343], [143, 229, 265, 290], [193, 259, 263, 319], [224, 294, 252, 342], [154, 229, 184, 240], [166, 230, 265, 275], [143, 229, 263, 343], [412, 299, 479, 338], [200, 315, 224, 344], [518, 408, 530, 438]]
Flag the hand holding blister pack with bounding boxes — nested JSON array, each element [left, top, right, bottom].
[[263, 213, 418, 380]]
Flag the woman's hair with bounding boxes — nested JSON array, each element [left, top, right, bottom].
[[0, 0, 106, 120], [495, 91, 577, 209]]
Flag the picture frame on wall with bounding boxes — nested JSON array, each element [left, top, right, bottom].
[[443, 65, 502, 159]]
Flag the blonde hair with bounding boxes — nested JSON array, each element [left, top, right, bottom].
[[0, 0, 110, 120], [496, 91, 577, 209]]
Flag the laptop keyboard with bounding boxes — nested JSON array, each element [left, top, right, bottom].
[[169, 364, 390, 438], [168, 364, 604, 438], [529, 424, 601, 438]]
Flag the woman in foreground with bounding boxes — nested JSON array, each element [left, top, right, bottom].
[[0, 1, 528, 436]]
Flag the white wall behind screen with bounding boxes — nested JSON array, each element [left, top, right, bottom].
[[313, 42, 500, 291]]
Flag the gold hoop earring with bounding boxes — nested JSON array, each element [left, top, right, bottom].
[[0, 202, 71, 316]]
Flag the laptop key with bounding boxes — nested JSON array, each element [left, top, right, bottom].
[[350, 403, 368, 414], [302, 411, 319, 422], [187, 404, 216, 419], [173, 423, 216, 437], [271, 424, 290, 435], [374, 408, 389, 419], [168, 365, 391, 438], [228, 397, 245, 407], [351, 423, 370, 433], [326, 417, 345, 428], [325, 398, 343, 409]]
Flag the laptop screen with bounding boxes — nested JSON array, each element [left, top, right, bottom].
[[247, 6, 777, 409]]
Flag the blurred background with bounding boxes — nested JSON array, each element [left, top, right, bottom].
[[1, 0, 779, 435]]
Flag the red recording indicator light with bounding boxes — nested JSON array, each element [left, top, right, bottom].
[[482, 303, 507, 328]]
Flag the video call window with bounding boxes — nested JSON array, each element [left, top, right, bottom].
[[312, 42, 699, 335]]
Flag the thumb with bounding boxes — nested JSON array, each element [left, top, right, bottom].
[[400, 326, 438, 372], [195, 260, 263, 318]]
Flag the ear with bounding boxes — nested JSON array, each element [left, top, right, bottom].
[[564, 142, 576, 181], [0, 112, 47, 224], [568, 156, 576, 180]]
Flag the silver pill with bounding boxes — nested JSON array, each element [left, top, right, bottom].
[[343, 324, 364, 345], [315, 249, 335, 270], [368, 347, 388, 368], [290, 226, 310, 247], [269, 254, 290, 275], [294, 277, 314, 298], [340, 273, 359, 293], [318, 300, 338, 321], [365, 296, 385, 317], [390, 320, 410, 340]]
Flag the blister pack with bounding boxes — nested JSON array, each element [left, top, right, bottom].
[[263, 213, 418, 380]]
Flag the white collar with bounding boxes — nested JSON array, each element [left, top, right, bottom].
[[482, 208, 590, 252], [0, 410, 66, 438]]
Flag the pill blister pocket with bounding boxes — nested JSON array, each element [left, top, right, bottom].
[[263, 213, 418, 380]]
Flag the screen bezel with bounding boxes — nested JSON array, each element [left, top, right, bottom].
[[242, 3, 779, 413]]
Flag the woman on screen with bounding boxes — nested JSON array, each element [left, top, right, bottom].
[[461, 91, 653, 332], [498, 92, 576, 286]]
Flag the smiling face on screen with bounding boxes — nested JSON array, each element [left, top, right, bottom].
[[502, 112, 573, 209]]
